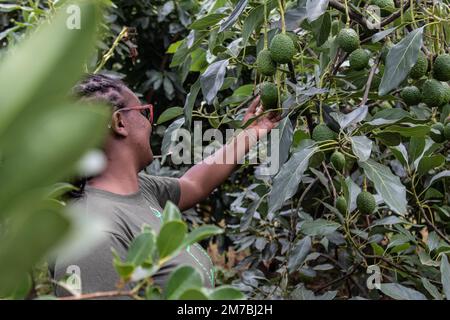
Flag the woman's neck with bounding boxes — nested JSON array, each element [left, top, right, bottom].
[[87, 154, 141, 195]]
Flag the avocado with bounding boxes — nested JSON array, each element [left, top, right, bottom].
[[356, 191, 376, 215], [422, 79, 446, 107], [260, 82, 279, 109], [257, 49, 276, 76], [269, 33, 296, 64], [400, 86, 422, 105], [337, 28, 360, 53], [336, 196, 348, 214], [444, 122, 450, 139], [409, 51, 428, 79], [349, 48, 370, 71], [442, 82, 450, 105], [371, 0, 395, 16], [330, 151, 346, 171], [433, 54, 450, 81], [430, 122, 445, 143]]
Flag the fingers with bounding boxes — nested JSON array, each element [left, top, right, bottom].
[[247, 95, 260, 114], [255, 104, 264, 116]]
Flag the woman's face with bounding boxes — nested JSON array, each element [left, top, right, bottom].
[[120, 87, 154, 169]]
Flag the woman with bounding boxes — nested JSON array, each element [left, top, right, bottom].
[[52, 74, 280, 298]]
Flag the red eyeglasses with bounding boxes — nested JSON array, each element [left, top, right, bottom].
[[113, 104, 154, 125]]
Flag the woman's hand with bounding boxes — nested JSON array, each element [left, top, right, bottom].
[[242, 96, 282, 139]]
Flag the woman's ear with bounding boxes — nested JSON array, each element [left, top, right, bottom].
[[110, 111, 128, 137]]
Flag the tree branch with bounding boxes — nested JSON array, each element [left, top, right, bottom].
[[329, 0, 369, 30], [381, 1, 411, 27]]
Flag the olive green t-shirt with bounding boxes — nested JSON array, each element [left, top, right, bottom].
[[52, 172, 214, 298]]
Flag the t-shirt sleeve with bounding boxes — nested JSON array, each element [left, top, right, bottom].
[[138, 172, 181, 209]]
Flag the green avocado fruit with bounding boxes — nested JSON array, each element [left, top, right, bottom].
[[257, 49, 276, 76], [422, 79, 446, 107], [269, 33, 296, 64], [349, 48, 370, 71], [401, 86, 422, 106], [356, 191, 376, 215], [260, 82, 279, 109], [433, 54, 450, 82], [409, 51, 428, 80], [337, 28, 359, 53]]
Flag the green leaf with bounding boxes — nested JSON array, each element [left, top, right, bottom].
[[409, 137, 425, 164], [331, 105, 368, 129], [383, 124, 430, 137], [379, 27, 424, 96], [200, 59, 229, 105], [0, 104, 109, 216], [219, 0, 248, 32], [233, 84, 254, 97], [190, 48, 208, 72], [425, 170, 450, 190], [0, 273, 32, 299], [277, 117, 294, 167], [157, 221, 187, 260], [389, 144, 408, 166], [189, 14, 227, 30], [178, 288, 209, 300], [209, 286, 245, 300], [125, 231, 156, 266], [183, 79, 201, 129], [113, 260, 135, 280], [366, 108, 410, 126], [161, 118, 185, 164], [162, 201, 182, 223], [165, 266, 203, 300], [421, 278, 442, 300], [0, 1, 102, 137], [345, 177, 362, 213], [417, 155, 445, 176], [268, 141, 318, 214], [372, 216, 406, 227], [300, 219, 340, 236], [0, 4, 33, 13], [350, 136, 372, 161], [0, 207, 70, 295], [306, 0, 329, 22], [358, 159, 407, 216], [183, 225, 223, 247], [166, 40, 182, 54], [311, 12, 331, 47], [288, 236, 311, 273], [379, 283, 426, 300], [440, 254, 450, 300], [372, 27, 397, 43], [242, 3, 267, 46], [157, 107, 184, 125], [46, 182, 78, 199], [371, 243, 384, 256]]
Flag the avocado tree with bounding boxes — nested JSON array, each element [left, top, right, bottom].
[[0, 0, 242, 300], [164, 0, 450, 299]]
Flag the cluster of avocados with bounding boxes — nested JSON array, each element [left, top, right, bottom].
[[356, 191, 376, 215], [395, 52, 450, 142], [256, 32, 298, 109], [336, 26, 372, 72], [335, 190, 377, 215]]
